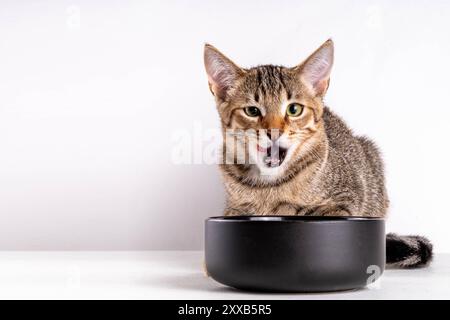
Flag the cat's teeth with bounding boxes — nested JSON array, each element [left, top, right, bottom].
[[264, 157, 280, 166]]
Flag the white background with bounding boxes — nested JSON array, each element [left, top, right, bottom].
[[0, 0, 449, 251]]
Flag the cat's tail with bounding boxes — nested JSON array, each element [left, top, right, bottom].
[[386, 233, 433, 268]]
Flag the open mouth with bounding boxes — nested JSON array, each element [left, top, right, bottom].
[[262, 146, 288, 167]]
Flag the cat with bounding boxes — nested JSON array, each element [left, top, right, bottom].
[[203, 39, 432, 268]]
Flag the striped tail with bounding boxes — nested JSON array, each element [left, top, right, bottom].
[[386, 233, 433, 268]]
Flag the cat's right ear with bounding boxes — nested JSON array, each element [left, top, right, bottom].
[[204, 44, 244, 101]]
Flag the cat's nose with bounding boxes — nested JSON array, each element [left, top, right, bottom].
[[266, 129, 283, 140]]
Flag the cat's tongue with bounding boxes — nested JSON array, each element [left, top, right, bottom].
[[257, 144, 268, 153]]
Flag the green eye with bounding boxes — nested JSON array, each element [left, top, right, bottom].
[[286, 103, 304, 117], [243, 106, 261, 117]]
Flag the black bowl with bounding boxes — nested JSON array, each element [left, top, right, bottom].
[[205, 216, 385, 292]]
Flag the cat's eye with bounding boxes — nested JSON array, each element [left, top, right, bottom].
[[286, 103, 304, 117], [243, 106, 261, 117]]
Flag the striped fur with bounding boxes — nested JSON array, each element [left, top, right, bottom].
[[204, 40, 433, 268], [386, 233, 433, 268]]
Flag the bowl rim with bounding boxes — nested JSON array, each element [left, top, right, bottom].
[[207, 215, 384, 222]]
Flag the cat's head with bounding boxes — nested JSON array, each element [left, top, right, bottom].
[[204, 40, 333, 185]]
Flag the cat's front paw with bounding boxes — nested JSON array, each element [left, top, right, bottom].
[[322, 209, 351, 217], [307, 204, 351, 217]]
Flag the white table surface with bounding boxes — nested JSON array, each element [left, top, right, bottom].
[[0, 251, 448, 299]]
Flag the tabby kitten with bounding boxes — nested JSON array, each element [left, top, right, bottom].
[[204, 39, 432, 268]]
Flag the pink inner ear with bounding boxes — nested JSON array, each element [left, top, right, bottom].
[[204, 50, 238, 100], [208, 61, 232, 95], [313, 78, 330, 96], [301, 44, 333, 96], [304, 58, 331, 93]]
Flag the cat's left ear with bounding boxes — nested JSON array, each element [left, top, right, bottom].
[[295, 39, 334, 97]]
